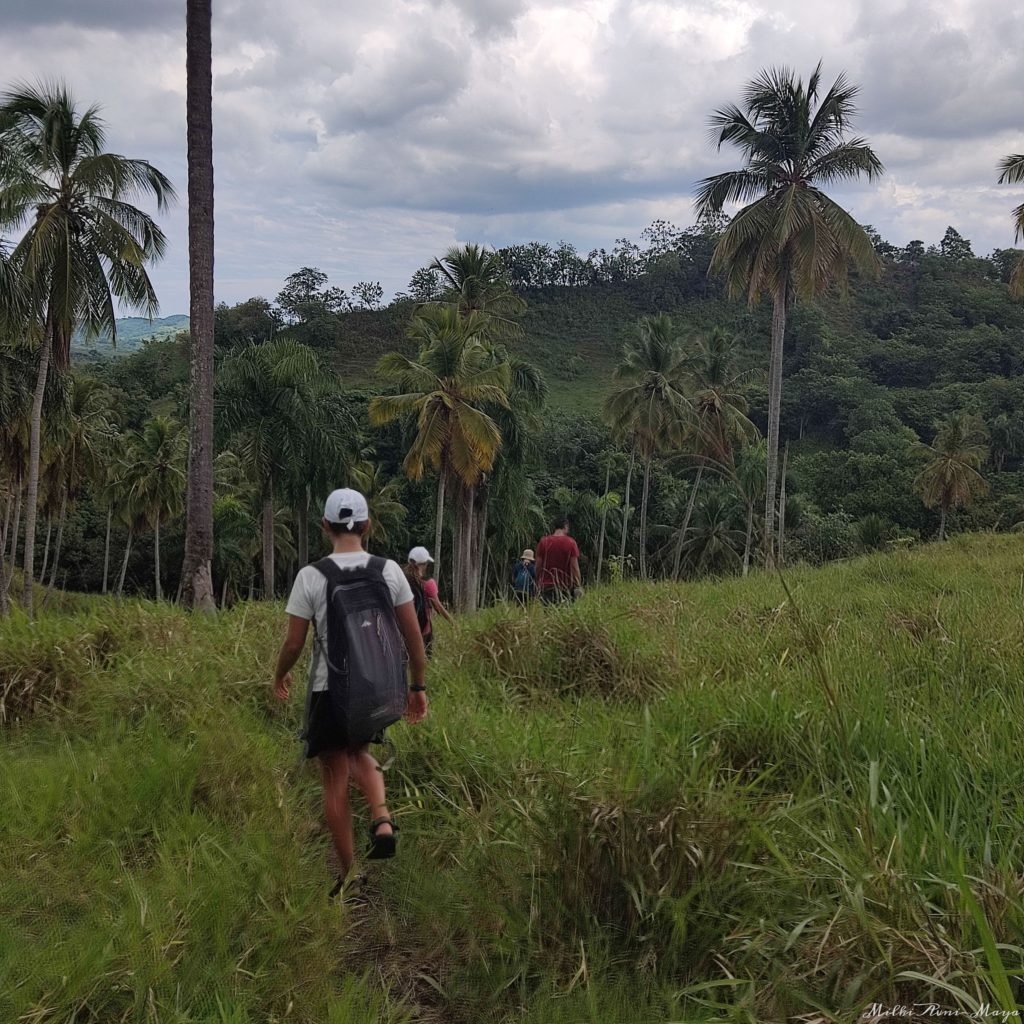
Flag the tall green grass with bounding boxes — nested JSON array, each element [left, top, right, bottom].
[[3, 535, 1024, 1021]]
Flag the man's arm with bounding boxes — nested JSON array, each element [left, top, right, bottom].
[[395, 601, 429, 723], [570, 555, 582, 588], [273, 615, 310, 700]]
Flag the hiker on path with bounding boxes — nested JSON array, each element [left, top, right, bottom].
[[511, 548, 537, 604], [535, 517, 582, 604], [404, 545, 453, 658], [272, 488, 428, 899]]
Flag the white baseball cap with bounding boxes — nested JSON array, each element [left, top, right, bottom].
[[323, 488, 369, 528], [408, 545, 434, 564]]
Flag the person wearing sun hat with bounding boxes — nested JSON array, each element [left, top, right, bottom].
[[403, 545, 453, 658], [271, 487, 429, 900], [511, 547, 537, 604]]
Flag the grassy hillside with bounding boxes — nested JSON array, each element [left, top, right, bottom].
[[71, 315, 190, 361], [3, 535, 1024, 1021]]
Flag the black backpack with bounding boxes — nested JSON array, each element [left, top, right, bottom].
[[311, 556, 407, 746], [410, 578, 430, 633]]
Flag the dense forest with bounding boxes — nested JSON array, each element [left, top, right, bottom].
[[6, 216, 1022, 607]]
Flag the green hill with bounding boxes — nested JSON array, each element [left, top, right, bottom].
[[71, 314, 190, 361], [4, 535, 1024, 1021]]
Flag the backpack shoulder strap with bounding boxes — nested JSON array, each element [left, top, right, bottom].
[[311, 557, 345, 586], [365, 554, 388, 578]]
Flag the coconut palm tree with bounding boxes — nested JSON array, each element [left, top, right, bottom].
[[671, 327, 759, 578], [678, 484, 746, 575], [218, 340, 321, 597], [0, 82, 174, 614], [428, 243, 525, 340], [913, 413, 988, 540], [604, 314, 692, 579], [695, 63, 883, 567], [997, 154, 1024, 296], [349, 460, 407, 550], [181, 0, 217, 612], [38, 374, 114, 588], [369, 305, 511, 611], [124, 417, 186, 599]]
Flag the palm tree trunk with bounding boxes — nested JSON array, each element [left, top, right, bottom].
[[938, 505, 947, 541], [48, 487, 69, 589], [102, 505, 113, 594], [22, 328, 52, 616], [180, 0, 217, 614], [742, 501, 754, 577], [474, 495, 489, 607], [221, 575, 228, 608], [154, 509, 162, 600], [434, 471, 445, 585], [639, 455, 652, 579], [672, 463, 704, 580], [7, 483, 22, 594], [763, 289, 787, 569], [298, 486, 310, 566], [596, 462, 611, 584], [40, 515, 53, 583], [118, 527, 134, 597], [777, 441, 789, 568], [618, 442, 636, 570], [262, 479, 275, 599], [0, 491, 11, 562]]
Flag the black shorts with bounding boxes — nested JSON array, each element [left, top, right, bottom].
[[303, 690, 385, 759]]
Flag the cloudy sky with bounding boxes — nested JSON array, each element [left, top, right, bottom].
[[4, 0, 1024, 314]]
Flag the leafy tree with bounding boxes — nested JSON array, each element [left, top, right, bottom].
[[351, 281, 384, 311], [695, 62, 883, 567], [214, 297, 281, 349], [276, 267, 349, 323], [0, 82, 174, 615], [913, 413, 989, 540], [939, 226, 974, 262]]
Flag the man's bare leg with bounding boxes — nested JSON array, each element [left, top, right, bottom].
[[320, 750, 355, 878], [347, 746, 393, 839]]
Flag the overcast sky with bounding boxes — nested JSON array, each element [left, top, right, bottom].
[[4, 0, 1024, 314]]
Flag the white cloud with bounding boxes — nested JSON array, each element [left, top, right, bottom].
[[3, 0, 1023, 313]]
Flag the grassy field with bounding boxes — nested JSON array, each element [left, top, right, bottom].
[[3, 536, 1024, 1022]]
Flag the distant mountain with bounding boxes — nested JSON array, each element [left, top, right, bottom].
[[71, 315, 189, 359]]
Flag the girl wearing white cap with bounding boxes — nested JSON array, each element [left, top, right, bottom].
[[404, 545, 453, 657]]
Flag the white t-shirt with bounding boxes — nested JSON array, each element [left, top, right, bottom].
[[285, 552, 413, 692]]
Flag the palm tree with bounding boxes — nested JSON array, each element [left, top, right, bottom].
[[695, 63, 883, 567], [38, 374, 114, 588], [124, 417, 186, 599], [181, 0, 217, 612], [671, 327, 758, 578], [217, 340, 334, 597], [735, 440, 767, 576], [604, 314, 692, 578], [428, 243, 525, 340], [369, 305, 511, 611], [349, 460, 407, 550], [678, 484, 746, 576], [913, 413, 988, 540], [988, 412, 1024, 472], [0, 82, 174, 615]]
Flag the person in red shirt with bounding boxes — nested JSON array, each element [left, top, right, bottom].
[[535, 517, 582, 604]]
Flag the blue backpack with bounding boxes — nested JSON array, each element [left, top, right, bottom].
[[512, 560, 535, 593]]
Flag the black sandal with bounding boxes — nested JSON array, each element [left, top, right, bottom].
[[367, 816, 398, 860], [329, 872, 368, 904]]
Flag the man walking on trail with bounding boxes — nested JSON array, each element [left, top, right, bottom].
[[272, 488, 428, 899], [535, 517, 581, 604]]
